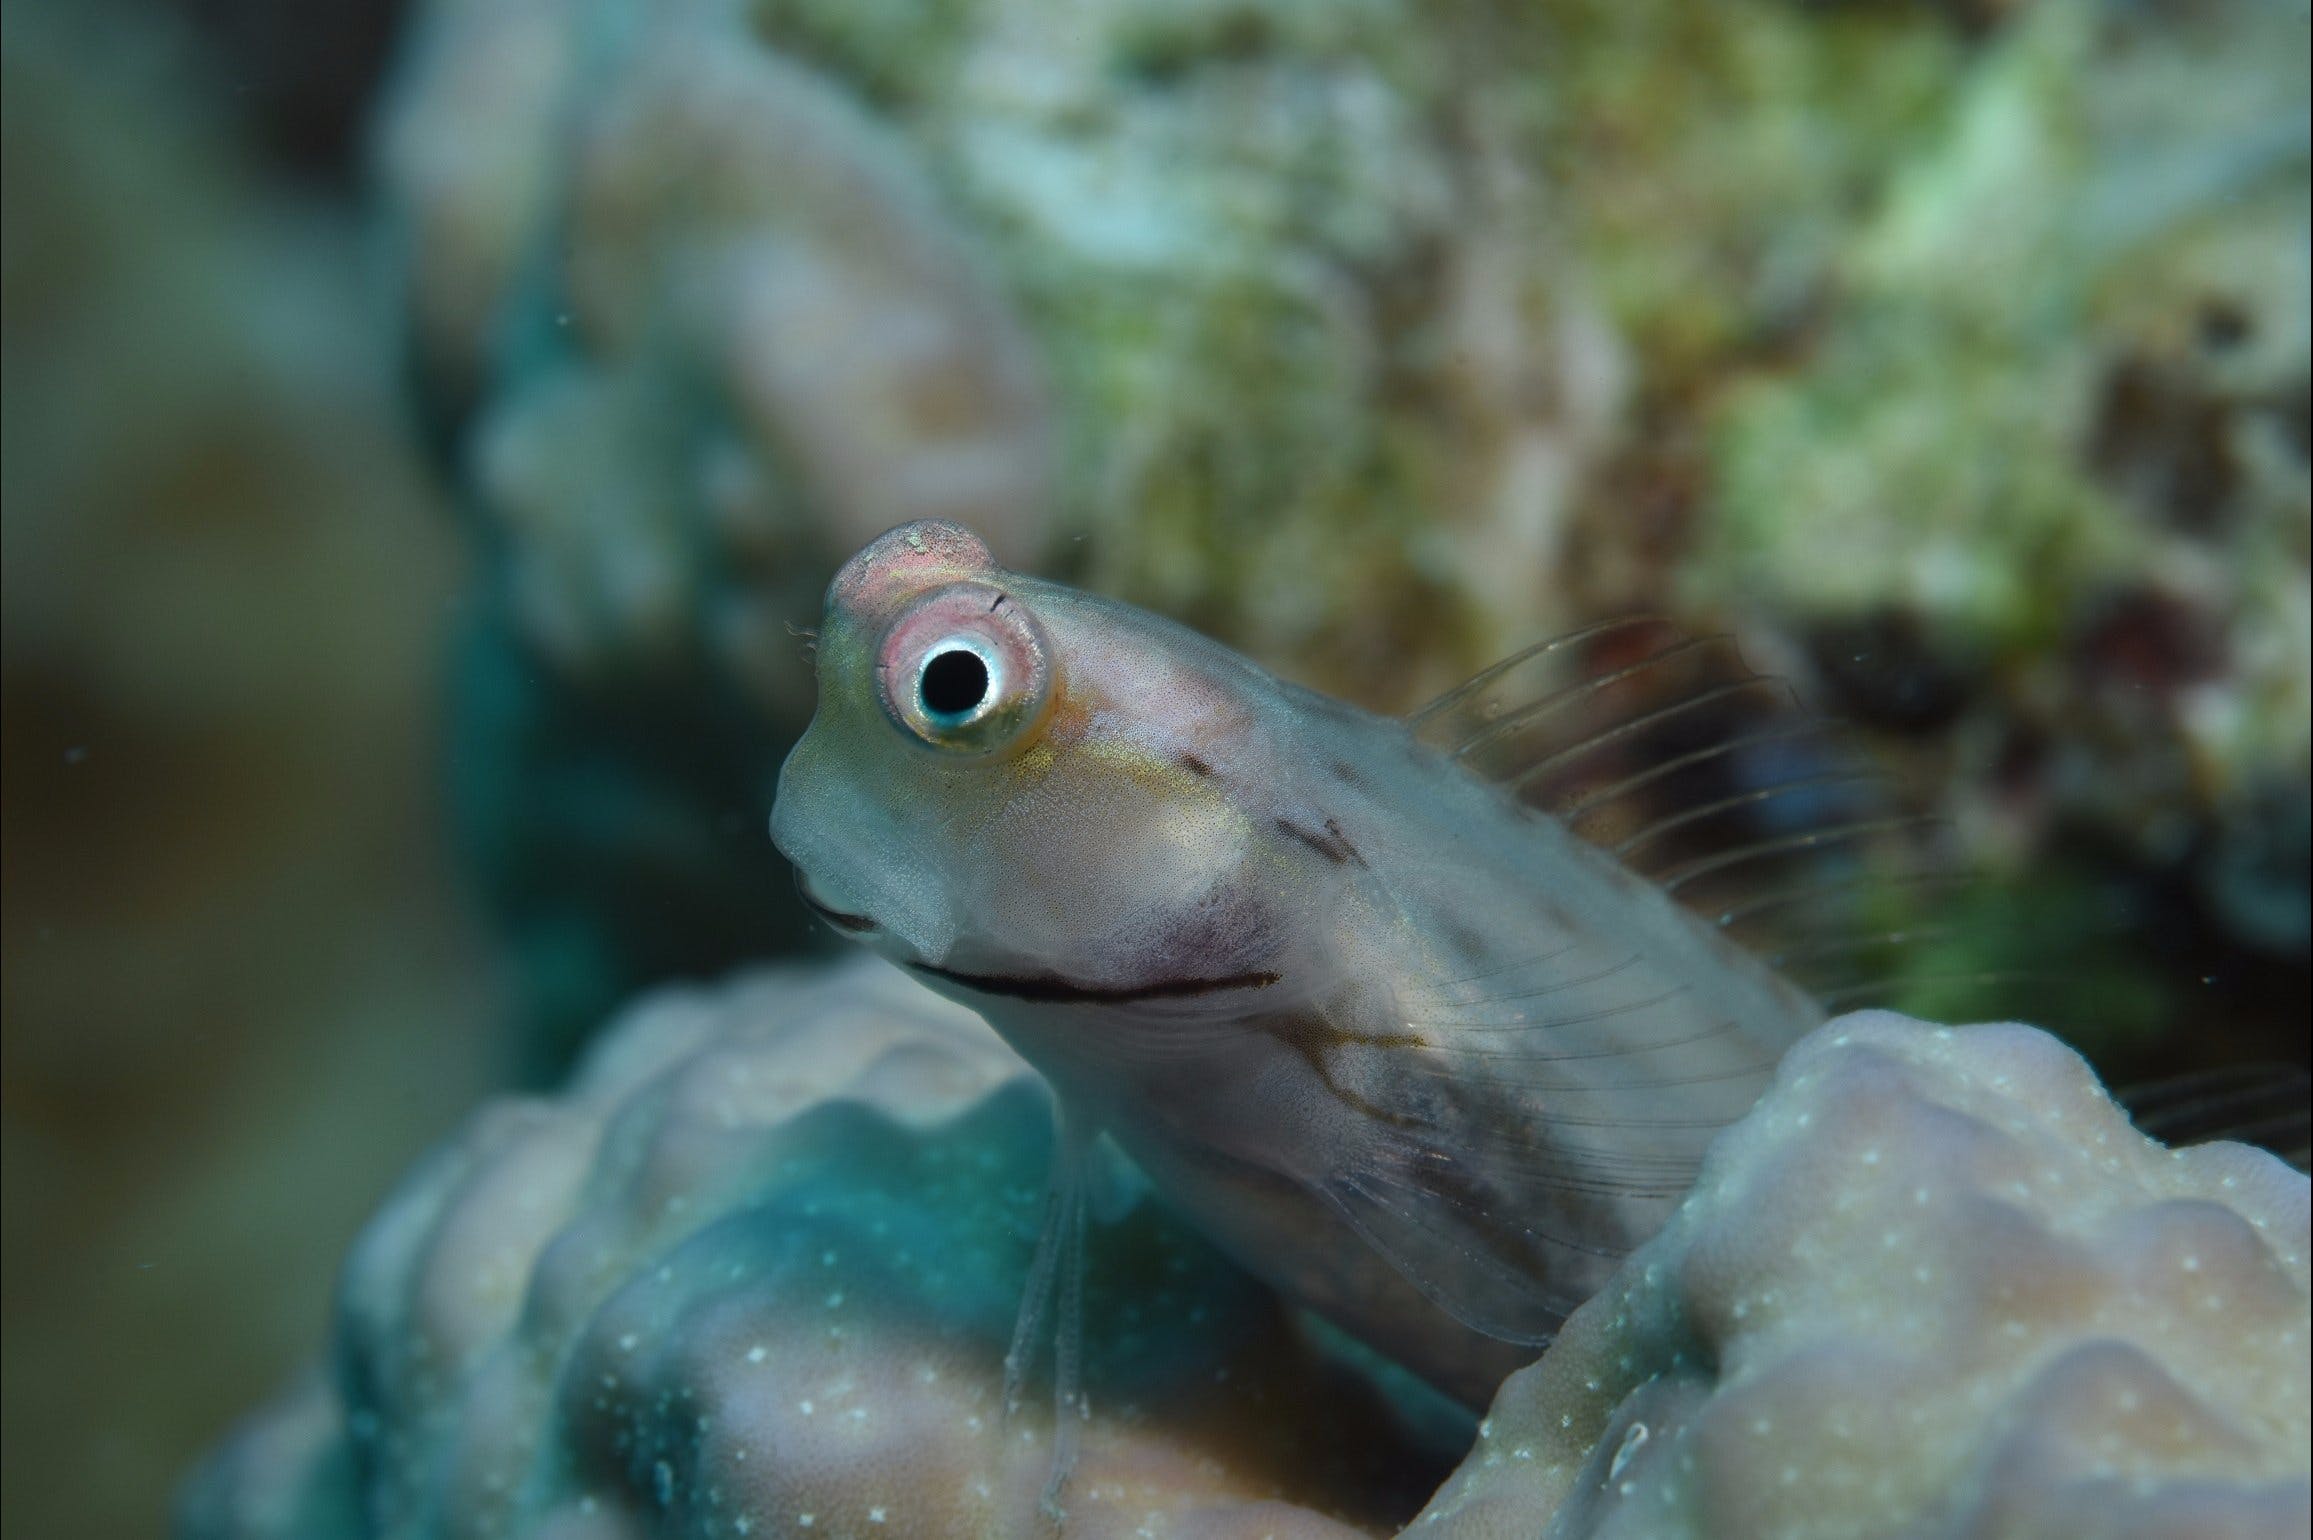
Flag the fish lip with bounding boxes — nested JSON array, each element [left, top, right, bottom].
[[908, 960, 1280, 1004], [791, 869, 879, 934]]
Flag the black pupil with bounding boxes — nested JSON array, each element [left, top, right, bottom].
[[920, 649, 990, 719]]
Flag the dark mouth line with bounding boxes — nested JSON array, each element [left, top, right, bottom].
[[907, 963, 1281, 1005], [793, 875, 879, 934]]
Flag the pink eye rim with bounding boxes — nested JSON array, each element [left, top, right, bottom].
[[874, 581, 1055, 754]]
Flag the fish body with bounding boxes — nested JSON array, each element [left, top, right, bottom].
[[772, 521, 1824, 1407]]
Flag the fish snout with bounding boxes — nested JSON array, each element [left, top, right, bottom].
[[770, 747, 879, 936], [791, 866, 879, 935]]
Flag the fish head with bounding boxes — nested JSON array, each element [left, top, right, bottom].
[[772, 520, 1296, 991]]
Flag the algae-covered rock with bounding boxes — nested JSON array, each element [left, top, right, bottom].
[[380, 0, 2307, 1077], [1414, 1012, 2311, 1539], [1692, 0, 2310, 873]]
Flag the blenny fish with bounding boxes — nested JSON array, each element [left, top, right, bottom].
[[770, 520, 1929, 1486]]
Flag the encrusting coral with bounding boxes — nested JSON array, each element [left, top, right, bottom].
[[182, 966, 2310, 1539], [376, 0, 1064, 1072], [178, 958, 1444, 1540], [1411, 1012, 2311, 1539], [380, 0, 1056, 686]]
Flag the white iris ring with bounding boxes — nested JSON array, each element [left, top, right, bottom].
[[916, 633, 1005, 728]]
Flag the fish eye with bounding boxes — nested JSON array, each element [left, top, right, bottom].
[[919, 644, 993, 722], [877, 582, 1055, 754]]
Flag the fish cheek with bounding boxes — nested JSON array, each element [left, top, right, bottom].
[[1132, 873, 1296, 983], [975, 773, 1231, 951]]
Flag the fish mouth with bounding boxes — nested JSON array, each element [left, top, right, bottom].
[[792, 869, 879, 935], [908, 961, 1280, 1005]]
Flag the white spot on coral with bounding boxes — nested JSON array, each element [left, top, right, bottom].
[[1608, 1422, 1650, 1481]]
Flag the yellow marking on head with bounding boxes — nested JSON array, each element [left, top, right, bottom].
[[1038, 726, 1245, 818]]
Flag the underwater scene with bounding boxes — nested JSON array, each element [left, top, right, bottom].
[[2, 0, 2308, 1535]]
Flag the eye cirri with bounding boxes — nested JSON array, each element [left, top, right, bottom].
[[877, 581, 1056, 755]]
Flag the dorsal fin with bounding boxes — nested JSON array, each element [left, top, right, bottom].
[[1409, 617, 1957, 1006]]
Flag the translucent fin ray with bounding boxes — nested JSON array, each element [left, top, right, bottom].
[[2119, 1065, 2313, 1168], [1409, 616, 1961, 1022], [1003, 1100, 1094, 1523], [1319, 1170, 1576, 1342]]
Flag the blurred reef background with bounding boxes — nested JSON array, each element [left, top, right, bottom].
[[2, 0, 2306, 1535]]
